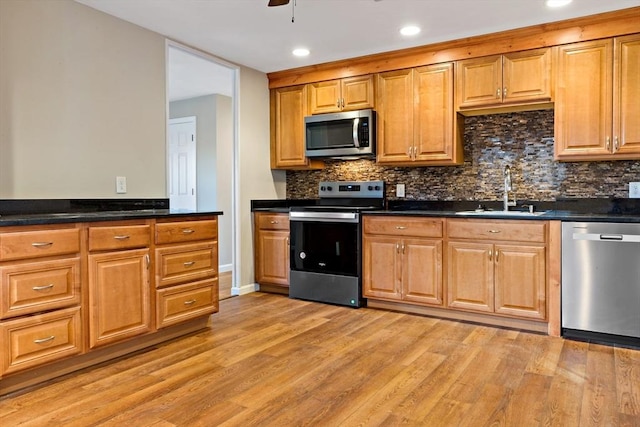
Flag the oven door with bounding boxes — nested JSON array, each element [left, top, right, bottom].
[[289, 212, 359, 277]]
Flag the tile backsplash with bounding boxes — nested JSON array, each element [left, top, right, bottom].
[[287, 109, 640, 201]]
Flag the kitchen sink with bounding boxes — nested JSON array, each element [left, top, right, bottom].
[[454, 210, 548, 217]]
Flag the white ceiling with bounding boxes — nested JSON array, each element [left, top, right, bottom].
[[76, 0, 639, 74]]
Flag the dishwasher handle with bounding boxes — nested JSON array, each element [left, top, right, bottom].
[[573, 233, 640, 242]]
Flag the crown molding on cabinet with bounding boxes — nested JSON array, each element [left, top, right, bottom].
[[267, 7, 640, 89]]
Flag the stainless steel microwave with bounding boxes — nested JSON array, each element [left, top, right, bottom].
[[304, 109, 375, 158]]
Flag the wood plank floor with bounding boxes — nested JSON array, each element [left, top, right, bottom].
[[1, 292, 639, 426]]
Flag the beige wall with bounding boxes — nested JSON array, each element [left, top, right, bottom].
[[0, 0, 284, 291], [0, 0, 166, 198]]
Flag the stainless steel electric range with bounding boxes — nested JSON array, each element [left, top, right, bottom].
[[288, 180, 385, 307]]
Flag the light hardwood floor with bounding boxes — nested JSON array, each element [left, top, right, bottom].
[[1, 293, 638, 426]]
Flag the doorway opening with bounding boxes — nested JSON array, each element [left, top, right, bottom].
[[166, 41, 238, 300]]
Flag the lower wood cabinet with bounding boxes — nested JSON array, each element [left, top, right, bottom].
[[254, 212, 290, 290], [363, 216, 443, 306], [447, 219, 547, 320]]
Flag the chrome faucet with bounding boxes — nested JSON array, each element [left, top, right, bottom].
[[503, 165, 516, 211]]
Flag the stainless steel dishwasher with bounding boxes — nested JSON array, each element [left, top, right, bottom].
[[562, 222, 640, 347]]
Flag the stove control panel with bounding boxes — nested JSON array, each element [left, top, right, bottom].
[[318, 180, 384, 199]]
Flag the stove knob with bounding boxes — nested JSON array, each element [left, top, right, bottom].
[[320, 186, 326, 191], [374, 185, 381, 191], [327, 186, 333, 191], [368, 185, 373, 191]]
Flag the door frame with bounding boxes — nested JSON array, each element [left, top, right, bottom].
[[165, 40, 241, 294]]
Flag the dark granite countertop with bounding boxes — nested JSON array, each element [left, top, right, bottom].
[[251, 198, 640, 223], [0, 198, 222, 227]]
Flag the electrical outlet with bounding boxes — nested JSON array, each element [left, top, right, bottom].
[[116, 176, 127, 194], [396, 183, 405, 198], [630, 182, 640, 198]]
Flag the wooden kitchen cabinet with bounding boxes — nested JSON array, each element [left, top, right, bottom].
[[456, 48, 552, 109], [270, 85, 323, 170], [308, 75, 374, 114], [0, 225, 82, 376], [155, 218, 219, 329], [447, 219, 547, 321], [555, 34, 640, 161], [88, 224, 152, 348], [376, 64, 462, 166], [254, 212, 290, 291], [363, 216, 443, 306]]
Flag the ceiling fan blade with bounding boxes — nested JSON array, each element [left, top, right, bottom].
[[268, 0, 290, 6]]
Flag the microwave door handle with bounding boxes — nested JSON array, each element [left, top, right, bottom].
[[352, 118, 360, 148]]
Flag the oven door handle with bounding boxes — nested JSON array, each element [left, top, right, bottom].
[[290, 211, 359, 223]]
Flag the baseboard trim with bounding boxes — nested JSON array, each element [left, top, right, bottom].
[[232, 283, 257, 296]]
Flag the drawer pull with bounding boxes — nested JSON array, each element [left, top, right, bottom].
[[182, 229, 195, 234], [183, 261, 196, 267], [114, 235, 130, 240], [32, 284, 54, 291], [34, 335, 55, 344], [270, 220, 279, 224], [184, 299, 197, 306], [488, 230, 501, 234], [31, 242, 54, 248], [396, 226, 407, 230]]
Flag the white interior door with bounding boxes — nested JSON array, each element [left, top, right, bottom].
[[168, 116, 197, 211]]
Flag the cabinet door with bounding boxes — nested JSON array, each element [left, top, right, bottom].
[[613, 34, 640, 157], [255, 230, 290, 286], [362, 236, 401, 300], [447, 241, 493, 313], [376, 69, 414, 163], [456, 55, 502, 108], [272, 85, 311, 168], [413, 63, 455, 163], [309, 80, 342, 114], [502, 48, 552, 104], [341, 75, 374, 111], [402, 239, 443, 306], [494, 245, 546, 320], [555, 39, 613, 160], [88, 249, 151, 348]]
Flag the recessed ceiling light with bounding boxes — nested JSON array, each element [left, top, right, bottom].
[[400, 25, 421, 37], [546, 0, 572, 7], [292, 48, 310, 57]]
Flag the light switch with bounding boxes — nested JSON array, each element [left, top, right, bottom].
[[630, 182, 640, 198], [396, 183, 405, 198], [116, 176, 127, 194]]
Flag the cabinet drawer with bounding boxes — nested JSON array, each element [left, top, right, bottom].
[[364, 216, 443, 238], [89, 225, 151, 251], [155, 242, 218, 288], [155, 220, 217, 244], [256, 213, 290, 231], [447, 219, 546, 243], [0, 228, 80, 261], [156, 279, 218, 328], [0, 258, 81, 319], [0, 306, 82, 375]]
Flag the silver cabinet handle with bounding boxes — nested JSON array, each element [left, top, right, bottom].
[[182, 229, 195, 234], [341, 98, 345, 108], [488, 230, 501, 233], [401, 243, 405, 254], [114, 235, 130, 240], [606, 136, 611, 150], [336, 99, 340, 108], [396, 243, 400, 253], [503, 87, 507, 97], [145, 254, 150, 268], [183, 261, 196, 267], [34, 336, 55, 344], [32, 242, 53, 248], [270, 220, 279, 224], [496, 250, 499, 262], [396, 226, 407, 230], [496, 88, 501, 98], [32, 284, 54, 291], [614, 136, 619, 152], [489, 249, 493, 261], [183, 299, 196, 306]]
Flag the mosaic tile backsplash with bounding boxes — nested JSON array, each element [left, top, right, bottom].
[[286, 110, 640, 201]]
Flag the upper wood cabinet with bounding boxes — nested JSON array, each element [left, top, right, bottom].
[[270, 85, 323, 170], [376, 63, 462, 166], [456, 48, 552, 109], [308, 75, 374, 114], [555, 34, 640, 161]]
